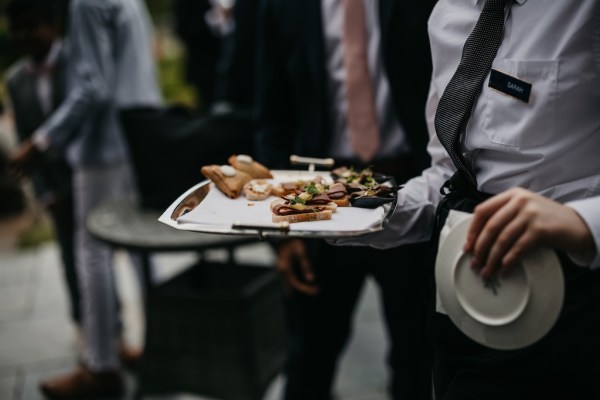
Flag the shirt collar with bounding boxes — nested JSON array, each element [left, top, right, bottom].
[[472, 0, 527, 5], [25, 40, 62, 75]]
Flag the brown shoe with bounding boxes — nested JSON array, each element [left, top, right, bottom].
[[119, 344, 143, 370], [39, 366, 124, 399]]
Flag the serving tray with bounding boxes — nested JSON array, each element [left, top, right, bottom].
[[158, 170, 397, 239]]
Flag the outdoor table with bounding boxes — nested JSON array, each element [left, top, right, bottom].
[[86, 197, 257, 292], [86, 198, 285, 400]]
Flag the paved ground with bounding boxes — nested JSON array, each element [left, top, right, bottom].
[[0, 240, 393, 400]]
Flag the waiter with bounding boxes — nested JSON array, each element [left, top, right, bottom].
[[340, 1, 600, 398]]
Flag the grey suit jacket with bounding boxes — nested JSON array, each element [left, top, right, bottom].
[[37, 0, 163, 167], [6, 44, 72, 199]]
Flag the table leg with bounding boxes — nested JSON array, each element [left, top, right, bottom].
[[140, 252, 153, 296], [227, 247, 235, 264]]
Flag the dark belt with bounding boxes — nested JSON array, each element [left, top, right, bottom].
[[431, 171, 493, 250]]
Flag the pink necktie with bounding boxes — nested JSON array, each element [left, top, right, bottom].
[[343, 0, 380, 163]]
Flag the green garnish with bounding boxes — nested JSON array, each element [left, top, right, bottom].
[[291, 196, 306, 205], [307, 182, 319, 195]]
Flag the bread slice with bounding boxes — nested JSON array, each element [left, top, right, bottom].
[[272, 181, 300, 197], [330, 196, 350, 207], [327, 182, 349, 207], [270, 198, 333, 223], [228, 154, 273, 179], [272, 210, 333, 223], [243, 179, 273, 201], [315, 200, 338, 212], [279, 195, 338, 212]]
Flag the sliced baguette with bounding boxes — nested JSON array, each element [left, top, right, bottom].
[[272, 209, 333, 223], [330, 196, 350, 207], [327, 182, 349, 207], [277, 196, 338, 212], [272, 181, 301, 197], [270, 198, 333, 223], [319, 201, 338, 212]]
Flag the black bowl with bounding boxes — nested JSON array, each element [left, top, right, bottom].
[[349, 193, 395, 209]]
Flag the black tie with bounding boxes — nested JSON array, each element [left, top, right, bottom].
[[434, 0, 510, 188]]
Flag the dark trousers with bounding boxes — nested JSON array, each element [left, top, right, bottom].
[[49, 193, 81, 324], [431, 177, 600, 400], [282, 240, 433, 400]]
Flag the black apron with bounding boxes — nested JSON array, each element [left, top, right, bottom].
[[430, 172, 600, 400]]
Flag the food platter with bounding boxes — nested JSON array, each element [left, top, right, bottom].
[[158, 170, 398, 239]]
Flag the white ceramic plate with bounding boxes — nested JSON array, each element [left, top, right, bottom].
[[435, 216, 564, 350]]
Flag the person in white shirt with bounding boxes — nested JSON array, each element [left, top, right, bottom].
[[340, 1, 600, 398], [5, 0, 82, 329], [9, 0, 162, 398]]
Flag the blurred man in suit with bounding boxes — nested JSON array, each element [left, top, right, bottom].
[[5, 0, 81, 327], [174, 0, 222, 112], [10, 0, 162, 397], [255, 1, 436, 399], [213, 0, 260, 112]]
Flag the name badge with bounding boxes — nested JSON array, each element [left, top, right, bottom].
[[488, 69, 532, 103]]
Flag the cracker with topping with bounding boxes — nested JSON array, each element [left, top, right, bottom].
[[243, 179, 273, 201], [228, 154, 273, 179], [201, 164, 252, 199]]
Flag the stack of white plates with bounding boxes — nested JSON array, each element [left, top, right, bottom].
[[435, 211, 565, 350]]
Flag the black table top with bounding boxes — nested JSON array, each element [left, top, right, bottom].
[[86, 198, 257, 253]]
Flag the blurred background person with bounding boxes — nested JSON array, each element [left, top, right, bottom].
[[255, 1, 436, 399], [9, 0, 163, 398], [0, 106, 26, 223], [212, 0, 260, 114], [174, 0, 260, 115], [173, 0, 222, 113], [4, 0, 82, 332]]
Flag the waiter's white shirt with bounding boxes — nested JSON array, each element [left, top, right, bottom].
[[342, 0, 600, 268]]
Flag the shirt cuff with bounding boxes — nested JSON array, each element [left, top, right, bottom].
[[566, 198, 600, 268], [31, 128, 51, 152]]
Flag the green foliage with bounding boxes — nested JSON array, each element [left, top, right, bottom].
[[18, 212, 55, 249], [158, 55, 197, 108], [146, 0, 174, 16]]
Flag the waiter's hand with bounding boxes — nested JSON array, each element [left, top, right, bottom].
[[276, 239, 319, 296], [464, 187, 595, 279], [9, 139, 42, 180]]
